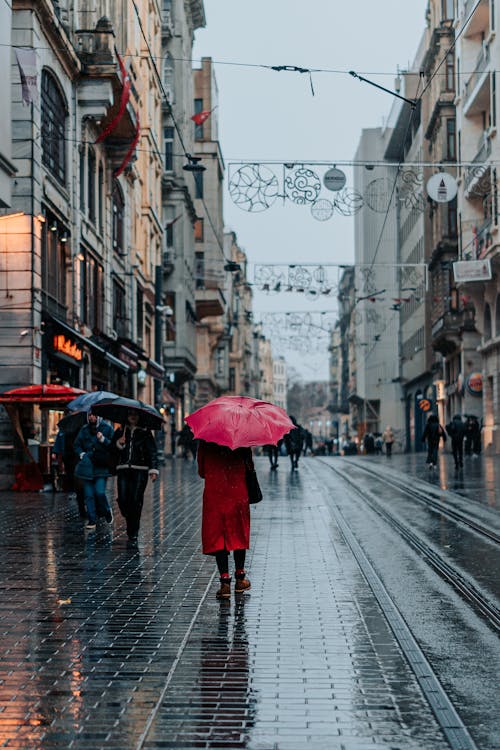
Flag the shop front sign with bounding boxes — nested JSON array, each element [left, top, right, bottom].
[[466, 372, 483, 396], [53, 334, 83, 361]]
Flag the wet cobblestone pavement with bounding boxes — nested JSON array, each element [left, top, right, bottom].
[[0, 456, 485, 748]]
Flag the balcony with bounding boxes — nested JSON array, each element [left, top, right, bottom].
[[195, 287, 225, 319], [462, 0, 490, 37], [463, 46, 490, 116], [431, 309, 470, 355], [464, 145, 491, 198]]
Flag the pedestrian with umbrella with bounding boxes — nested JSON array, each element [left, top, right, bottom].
[[74, 411, 115, 529], [92, 398, 163, 544], [186, 396, 294, 600]]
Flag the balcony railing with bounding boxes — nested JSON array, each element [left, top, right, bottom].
[[464, 44, 490, 102], [464, 141, 491, 192]]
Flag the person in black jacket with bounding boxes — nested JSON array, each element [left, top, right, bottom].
[[446, 414, 466, 469], [113, 410, 158, 543], [283, 416, 304, 470], [422, 414, 446, 469]]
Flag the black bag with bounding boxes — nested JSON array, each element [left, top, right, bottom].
[[245, 468, 262, 504], [90, 445, 112, 469]]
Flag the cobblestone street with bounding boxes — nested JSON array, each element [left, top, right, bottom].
[[0, 455, 496, 749]]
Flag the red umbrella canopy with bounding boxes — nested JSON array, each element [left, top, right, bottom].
[[185, 396, 294, 450], [0, 384, 86, 404]]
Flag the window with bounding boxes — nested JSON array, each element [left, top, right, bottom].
[[195, 251, 204, 289], [163, 53, 174, 100], [41, 212, 68, 317], [446, 118, 456, 160], [41, 70, 67, 185], [166, 292, 176, 341], [79, 148, 85, 212], [447, 198, 458, 237], [112, 180, 125, 255], [87, 148, 96, 223], [194, 98, 204, 140], [194, 217, 204, 241], [136, 286, 144, 344], [194, 171, 203, 198], [164, 126, 174, 171], [445, 55, 455, 91], [98, 164, 104, 233], [112, 278, 127, 338], [442, 0, 454, 20], [80, 249, 104, 331], [484, 303, 492, 340]]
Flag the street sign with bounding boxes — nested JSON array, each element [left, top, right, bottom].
[[418, 398, 431, 412], [323, 167, 346, 192], [426, 172, 457, 203]]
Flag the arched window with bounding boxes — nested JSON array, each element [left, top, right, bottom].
[[163, 53, 174, 101], [495, 295, 500, 337], [41, 70, 67, 185], [484, 303, 492, 340], [112, 180, 125, 255]]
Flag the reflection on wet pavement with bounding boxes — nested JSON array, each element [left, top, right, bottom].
[[0, 456, 478, 748]]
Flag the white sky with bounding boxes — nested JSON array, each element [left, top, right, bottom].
[[193, 0, 428, 381]]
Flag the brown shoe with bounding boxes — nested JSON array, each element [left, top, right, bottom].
[[235, 572, 251, 593], [216, 577, 231, 599]]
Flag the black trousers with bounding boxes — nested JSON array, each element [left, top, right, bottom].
[[452, 439, 464, 467], [426, 441, 439, 465], [117, 469, 149, 537]]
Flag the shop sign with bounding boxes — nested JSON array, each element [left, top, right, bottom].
[[53, 334, 83, 361], [466, 372, 483, 396], [453, 259, 492, 283]]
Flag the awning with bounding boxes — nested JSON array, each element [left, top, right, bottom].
[[146, 358, 165, 380], [105, 352, 130, 373]]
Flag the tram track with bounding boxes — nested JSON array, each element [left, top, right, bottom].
[[319, 458, 500, 633]]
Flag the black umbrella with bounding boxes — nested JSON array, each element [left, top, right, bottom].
[[57, 410, 88, 434], [92, 397, 165, 430]]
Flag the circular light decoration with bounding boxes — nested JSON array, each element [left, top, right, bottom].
[[284, 166, 321, 205], [323, 167, 346, 192], [364, 178, 394, 212], [426, 172, 458, 203], [311, 199, 334, 221], [228, 164, 279, 212], [333, 188, 364, 216]]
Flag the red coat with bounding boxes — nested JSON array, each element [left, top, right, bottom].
[[197, 442, 252, 554]]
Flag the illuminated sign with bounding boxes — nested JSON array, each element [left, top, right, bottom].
[[466, 372, 483, 396], [418, 399, 431, 412], [53, 335, 83, 361]]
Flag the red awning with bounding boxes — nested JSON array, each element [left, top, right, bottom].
[[0, 385, 86, 405]]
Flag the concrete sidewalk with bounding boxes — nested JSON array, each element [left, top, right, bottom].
[[0, 457, 463, 748]]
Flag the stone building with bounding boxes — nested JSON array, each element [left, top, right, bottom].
[[0, 1, 165, 478], [272, 357, 287, 411]]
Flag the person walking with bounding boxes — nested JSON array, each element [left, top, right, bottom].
[[74, 412, 114, 529], [284, 416, 304, 470], [197, 440, 253, 600], [113, 410, 159, 543], [265, 443, 279, 470], [303, 430, 313, 456], [422, 414, 446, 469], [382, 425, 395, 456], [446, 414, 466, 469]]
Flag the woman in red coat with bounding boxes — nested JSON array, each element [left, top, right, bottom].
[[197, 440, 253, 599]]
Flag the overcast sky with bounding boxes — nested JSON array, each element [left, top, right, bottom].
[[193, 1, 428, 381]]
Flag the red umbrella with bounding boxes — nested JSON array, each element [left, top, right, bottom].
[[185, 396, 294, 450], [0, 384, 85, 404]]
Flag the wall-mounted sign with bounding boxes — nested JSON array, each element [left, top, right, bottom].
[[53, 335, 83, 361], [426, 172, 458, 203], [323, 167, 346, 192], [466, 372, 483, 396], [453, 259, 492, 283], [418, 398, 431, 412]]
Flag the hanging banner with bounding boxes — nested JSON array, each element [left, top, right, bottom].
[[453, 259, 492, 283], [426, 172, 457, 203], [15, 48, 38, 106]]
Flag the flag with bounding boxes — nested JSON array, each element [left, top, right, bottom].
[[191, 110, 212, 126], [15, 48, 38, 106], [96, 52, 131, 143], [114, 111, 140, 178]]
